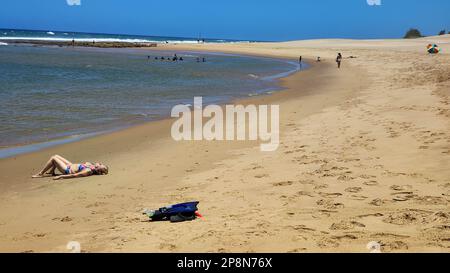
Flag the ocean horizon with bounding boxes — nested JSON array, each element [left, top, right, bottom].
[[0, 28, 257, 44]]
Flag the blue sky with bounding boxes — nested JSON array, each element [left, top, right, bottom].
[[0, 0, 449, 41]]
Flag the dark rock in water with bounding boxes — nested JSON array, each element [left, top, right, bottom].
[[0, 39, 158, 48]]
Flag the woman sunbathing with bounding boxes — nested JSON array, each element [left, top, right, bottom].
[[32, 155, 108, 180]]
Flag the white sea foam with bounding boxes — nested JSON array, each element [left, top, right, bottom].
[[0, 37, 158, 43], [0, 42, 8, 46], [47, 31, 55, 35], [0, 36, 248, 44]]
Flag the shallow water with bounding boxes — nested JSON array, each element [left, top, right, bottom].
[[0, 44, 300, 156]]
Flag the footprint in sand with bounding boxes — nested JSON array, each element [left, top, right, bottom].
[[317, 238, 340, 248], [272, 181, 294, 187], [380, 240, 409, 252], [317, 199, 345, 210], [391, 192, 417, 202], [159, 243, 177, 251], [364, 181, 379, 186], [369, 198, 386, 206], [345, 187, 362, 193], [319, 192, 343, 198], [254, 174, 269, 179], [337, 174, 354, 182], [428, 211, 450, 223], [296, 191, 315, 197], [330, 220, 365, 230], [331, 234, 359, 240], [358, 213, 384, 218], [414, 196, 448, 205], [52, 216, 73, 222], [289, 225, 316, 232], [313, 183, 329, 190], [85, 202, 107, 208], [390, 185, 413, 191], [383, 209, 433, 225], [350, 194, 368, 200]]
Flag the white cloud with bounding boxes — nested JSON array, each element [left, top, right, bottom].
[[66, 0, 81, 6], [367, 0, 381, 5]]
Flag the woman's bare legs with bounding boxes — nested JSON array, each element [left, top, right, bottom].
[[48, 155, 72, 176], [32, 155, 71, 178], [53, 155, 72, 166]]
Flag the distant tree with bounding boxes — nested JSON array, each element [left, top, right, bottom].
[[438, 30, 446, 36], [404, 28, 423, 39]]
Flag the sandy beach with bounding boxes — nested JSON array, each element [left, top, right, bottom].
[[0, 35, 449, 252]]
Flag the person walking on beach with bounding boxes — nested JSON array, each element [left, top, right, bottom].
[[299, 56, 302, 69], [32, 155, 108, 180], [336, 53, 342, 69]]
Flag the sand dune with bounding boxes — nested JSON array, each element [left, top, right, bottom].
[[0, 36, 449, 252]]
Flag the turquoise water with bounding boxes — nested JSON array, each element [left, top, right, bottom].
[[0, 44, 300, 156]]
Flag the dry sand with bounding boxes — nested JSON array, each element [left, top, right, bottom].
[[0, 35, 449, 252]]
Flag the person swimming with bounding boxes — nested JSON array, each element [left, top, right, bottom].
[[32, 155, 108, 180]]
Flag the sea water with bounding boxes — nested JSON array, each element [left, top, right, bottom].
[[0, 44, 300, 157]]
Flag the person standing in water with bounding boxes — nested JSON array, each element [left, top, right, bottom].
[[299, 56, 302, 69], [336, 53, 343, 69]]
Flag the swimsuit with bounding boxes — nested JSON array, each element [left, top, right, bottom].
[[65, 164, 89, 174]]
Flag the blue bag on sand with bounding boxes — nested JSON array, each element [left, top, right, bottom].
[[143, 201, 200, 223]]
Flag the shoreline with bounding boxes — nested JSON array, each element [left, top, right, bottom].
[[0, 47, 302, 159], [0, 56, 317, 192]]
